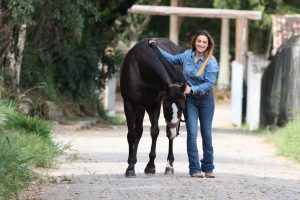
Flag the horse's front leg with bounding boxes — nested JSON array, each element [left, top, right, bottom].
[[144, 106, 160, 175], [144, 123, 159, 175], [165, 139, 175, 175]]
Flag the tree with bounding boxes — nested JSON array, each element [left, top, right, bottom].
[[1, 0, 137, 101], [119, 0, 162, 48], [0, 0, 39, 98]]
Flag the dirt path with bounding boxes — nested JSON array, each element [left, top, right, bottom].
[[20, 121, 300, 200], [20, 100, 300, 200]]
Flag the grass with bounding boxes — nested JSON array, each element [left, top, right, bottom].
[[268, 115, 300, 162], [101, 115, 126, 125], [0, 135, 33, 199], [0, 99, 64, 199], [11, 132, 64, 168], [2, 98, 53, 139], [97, 100, 126, 125], [4, 108, 51, 139]]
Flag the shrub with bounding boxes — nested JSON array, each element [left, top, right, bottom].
[[0, 135, 33, 199], [5, 112, 51, 139], [269, 114, 300, 161], [0, 99, 64, 199]]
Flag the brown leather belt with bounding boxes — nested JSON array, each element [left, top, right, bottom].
[[188, 90, 212, 97], [201, 90, 212, 97]]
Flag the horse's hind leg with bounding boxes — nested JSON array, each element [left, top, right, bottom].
[[134, 108, 145, 142], [144, 105, 160, 175], [124, 101, 137, 177], [124, 101, 145, 177], [165, 139, 175, 175], [131, 108, 145, 171]]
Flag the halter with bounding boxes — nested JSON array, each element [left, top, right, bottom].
[[168, 82, 183, 88], [167, 82, 186, 99], [164, 82, 185, 131], [165, 119, 180, 129]]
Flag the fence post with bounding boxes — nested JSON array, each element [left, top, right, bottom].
[[104, 75, 117, 116], [246, 52, 270, 131], [231, 61, 244, 127]]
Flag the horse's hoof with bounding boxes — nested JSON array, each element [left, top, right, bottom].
[[125, 169, 136, 178], [144, 167, 156, 175], [164, 167, 174, 175]]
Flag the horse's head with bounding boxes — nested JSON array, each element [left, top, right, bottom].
[[163, 82, 187, 140]]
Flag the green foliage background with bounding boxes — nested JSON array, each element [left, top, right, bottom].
[[3, 0, 136, 101], [2, 0, 300, 105], [142, 0, 300, 59]]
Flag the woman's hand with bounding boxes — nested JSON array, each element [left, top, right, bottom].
[[148, 39, 156, 46], [184, 85, 192, 95]]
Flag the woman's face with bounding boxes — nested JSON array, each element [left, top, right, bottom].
[[195, 35, 209, 54]]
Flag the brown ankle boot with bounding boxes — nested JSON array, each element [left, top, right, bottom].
[[191, 172, 204, 178], [205, 172, 215, 178]]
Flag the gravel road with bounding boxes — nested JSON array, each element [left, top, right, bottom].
[[20, 122, 300, 200]]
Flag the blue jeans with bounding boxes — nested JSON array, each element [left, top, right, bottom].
[[184, 93, 215, 175]]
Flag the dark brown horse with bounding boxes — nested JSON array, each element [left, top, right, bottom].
[[120, 38, 186, 177]]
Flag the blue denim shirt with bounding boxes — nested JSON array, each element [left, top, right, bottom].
[[158, 47, 219, 95]]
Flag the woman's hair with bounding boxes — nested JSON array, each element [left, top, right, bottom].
[[191, 30, 215, 76]]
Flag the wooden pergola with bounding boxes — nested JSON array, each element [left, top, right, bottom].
[[129, 5, 262, 20], [129, 4, 262, 89]]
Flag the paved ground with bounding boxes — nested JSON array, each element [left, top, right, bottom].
[[20, 100, 300, 200]]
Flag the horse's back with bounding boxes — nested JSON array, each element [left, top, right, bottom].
[[120, 38, 182, 104]]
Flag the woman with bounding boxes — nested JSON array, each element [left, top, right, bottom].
[[149, 30, 218, 178]]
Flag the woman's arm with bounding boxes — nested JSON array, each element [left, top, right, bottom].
[[191, 59, 219, 95], [191, 72, 218, 95], [157, 46, 182, 65], [149, 39, 182, 65]]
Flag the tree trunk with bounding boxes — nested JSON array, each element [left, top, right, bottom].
[[0, 0, 11, 67], [15, 24, 27, 96], [3, 23, 27, 98]]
